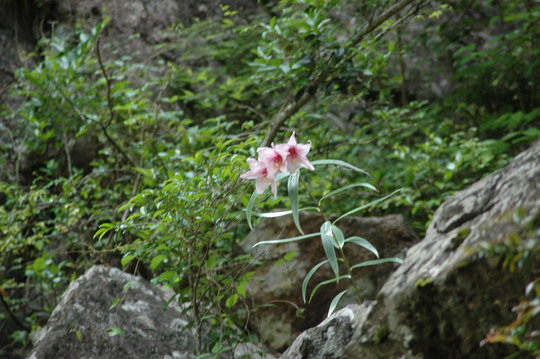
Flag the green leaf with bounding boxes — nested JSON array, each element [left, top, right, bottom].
[[350, 257, 403, 270], [94, 223, 114, 240], [309, 275, 351, 303], [321, 221, 339, 277], [320, 182, 378, 202], [283, 250, 297, 261], [246, 190, 258, 230], [253, 232, 320, 247], [117, 202, 133, 213], [109, 297, 121, 310], [107, 326, 124, 337], [328, 290, 348, 317], [331, 224, 345, 249], [158, 271, 176, 282], [288, 171, 303, 234], [70, 329, 82, 342], [150, 254, 167, 271], [122, 281, 138, 293], [225, 294, 239, 308], [237, 283, 247, 298], [334, 189, 403, 223], [344, 236, 379, 258], [302, 260, 329, 303], [121, 254, 136, 268], [311, 159, 370, 176]]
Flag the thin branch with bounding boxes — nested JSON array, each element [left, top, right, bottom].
[[94, 35, 138, 168], [260, 0, 429, 147], [348, 0, 424, 49], [96, 35, 115, 129], [0, 292, 30, 331], [55, 82, 138, 169], [260, 90, 314, 147]]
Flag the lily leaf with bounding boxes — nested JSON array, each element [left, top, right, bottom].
[[253, 232, 320, 247], [246, 190, 259, 230], [320, 182, 378, 203], [251, 207, 319, 218], [321, 221, 339, 277], [328, 290, 348, 317], [311, 159, 370, 176], [350, 257, 403, 270], [288, 171, 303, 234], [334, 189, 403, 223], [344, 236, 379, 258], [309, 275, 351, 302], [302, 260, 329, 303], [331, 224, 345, 249]]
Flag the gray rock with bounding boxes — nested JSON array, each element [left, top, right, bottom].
[[281, 303, 372, 359], [282, 140, 540, 358], [27, 265, 275, 359]]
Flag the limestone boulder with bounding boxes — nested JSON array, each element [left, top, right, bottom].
[[282, 140, 540, 358], [27, 265, 275, 359]]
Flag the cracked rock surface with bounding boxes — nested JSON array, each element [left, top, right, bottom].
[[27, 265, 274, 359]]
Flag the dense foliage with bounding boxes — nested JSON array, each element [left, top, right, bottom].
[[0, 0, 538, 357]]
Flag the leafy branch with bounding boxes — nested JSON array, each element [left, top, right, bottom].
[[260, 0, 430, 147]]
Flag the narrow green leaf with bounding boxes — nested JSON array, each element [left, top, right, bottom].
[[107, 326, 124, 337], [328, 290, 348, 317], [311, 159, 370, 176], [320, 182, 378, 202], [288, 171, 303, 234], [253, 232, 320, 247], [122, 281, 138, 293], [150, 254, 167, 271], [109, 297, 121, 310], [94, 224, 114, 240], [246, 190, 258, 230], [117, 202, 133, 213], [251, 207, 319, 218], [309, 275, 351, 302], [331, 224, 345, 249], [302, 260, 329, 303], [344, 236, 379, 258], [275, 171, 290, 181], [350, 257, 403, 270], [334, 189, 403, 223], [321, 221, 339, 277], [121, 254, 136, 268], [158, 271, 176, 282], [225, 294, 239, 308], [70, 329, 82, 342], [283, 250, 297, 261]]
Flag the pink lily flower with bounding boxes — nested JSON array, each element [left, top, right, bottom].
[[257, 143, 289, 177], [284, 132, 315, 174], [240, 158, 278, 197]]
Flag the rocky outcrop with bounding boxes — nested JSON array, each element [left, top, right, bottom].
[[283, 140, 540, 358], [242, 213, 418, 351], [27, 265, 274, 359]]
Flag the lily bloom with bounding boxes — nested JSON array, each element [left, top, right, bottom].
[[284, 132, 314, 174], [240, 158, 278, 197], [257, 143, 289, 177]]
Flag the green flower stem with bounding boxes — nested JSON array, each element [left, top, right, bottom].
[[338, 246, 363, 303]]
